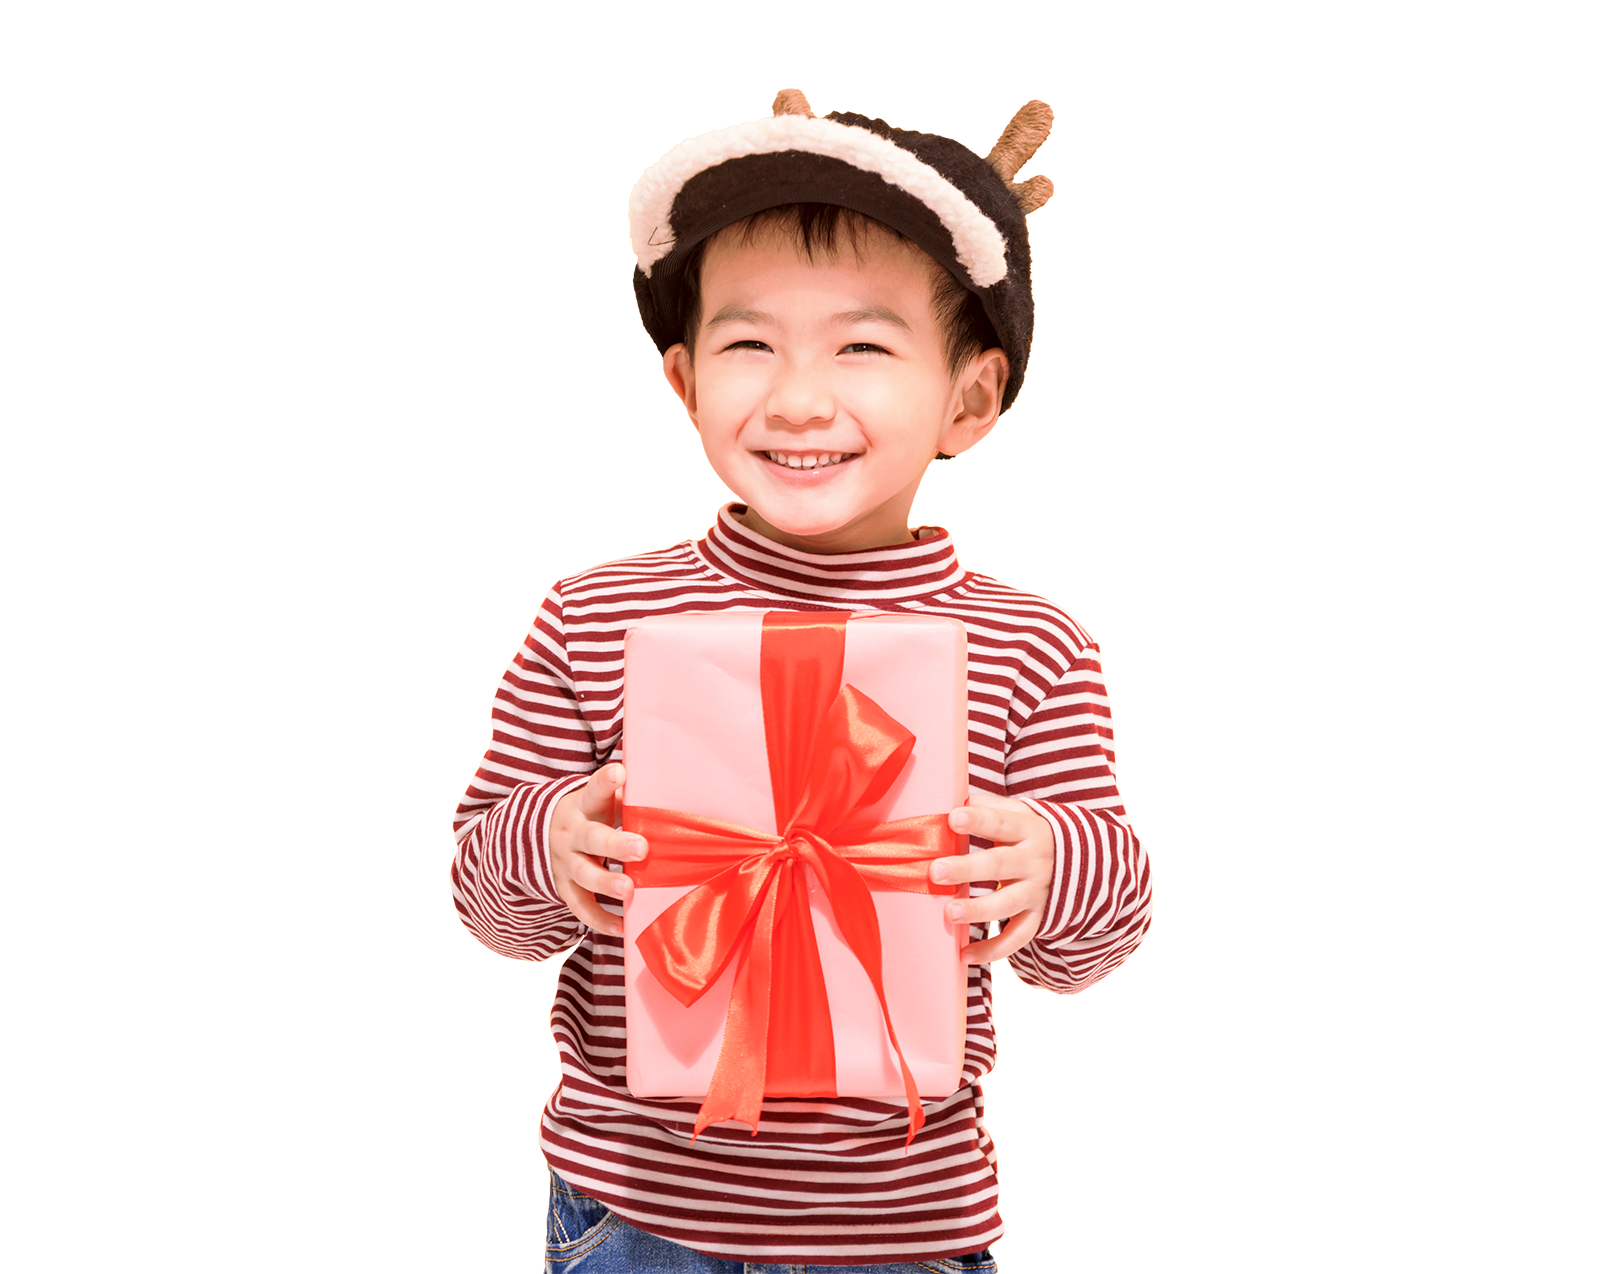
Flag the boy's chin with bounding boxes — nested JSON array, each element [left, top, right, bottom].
[[738, 500, 909, 552], [742, 507, 841, 538]]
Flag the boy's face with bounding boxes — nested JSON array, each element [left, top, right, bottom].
[[664, 224, 1006, 554]]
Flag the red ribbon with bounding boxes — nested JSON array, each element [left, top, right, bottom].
[[623, 611, 959, 1144]]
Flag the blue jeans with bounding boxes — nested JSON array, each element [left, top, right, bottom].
[[546, 1171, 998, 1273]]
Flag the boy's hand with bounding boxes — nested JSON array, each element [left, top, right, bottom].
[[930, 792, 1056, 964], [549, 763, 647, 938]]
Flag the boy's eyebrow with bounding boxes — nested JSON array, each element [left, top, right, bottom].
[[833, 306, 912, 331], [704, 304, 915, 332], [705, 305, 773, 328]]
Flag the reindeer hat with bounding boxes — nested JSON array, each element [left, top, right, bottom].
[[629, 90, 1054, 413]]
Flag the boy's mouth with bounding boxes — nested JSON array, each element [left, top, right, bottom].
[[760, 450, 859, 471]]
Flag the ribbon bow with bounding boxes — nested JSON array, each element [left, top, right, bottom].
[[623, 611, 959, 1143]]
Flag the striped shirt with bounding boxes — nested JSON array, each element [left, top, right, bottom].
[[451, 505, 1152, 1264]]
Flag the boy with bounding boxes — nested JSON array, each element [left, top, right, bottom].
[[452, 90, 1151, 1270]]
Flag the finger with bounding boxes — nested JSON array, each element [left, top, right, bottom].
[[557, 881, 626, 938], [948, 802, 1036, 846], [930, 845, 1043, 888], [962, 910, 1042, 964], [964, 790, 1030, 814], [566, 852, 634, 904], [944, 880, 1046, 927], [577, 763, 627, 823], [580, 820, 648, 865]]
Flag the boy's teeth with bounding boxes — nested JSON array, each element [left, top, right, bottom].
[[766, 451, 850, 469]]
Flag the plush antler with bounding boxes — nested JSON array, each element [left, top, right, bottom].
[[986, 100, 1053, 182], [772, 88, 815, 119], [1007, 173, 1054, 214], [986, 100, 1055, 214]]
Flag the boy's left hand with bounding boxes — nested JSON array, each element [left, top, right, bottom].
[[930, 792, 1056, 964]]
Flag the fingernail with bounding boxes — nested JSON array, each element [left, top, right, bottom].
[[627, 836, 647, 858], [949, 810, 969, 831], [930, 861, 948, 883], [948, 902, 965, 921]]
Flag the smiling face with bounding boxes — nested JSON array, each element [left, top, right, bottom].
[[663, 221, 1007, 554]]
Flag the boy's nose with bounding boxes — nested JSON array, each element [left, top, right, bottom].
[[765, 368, 835, 429]]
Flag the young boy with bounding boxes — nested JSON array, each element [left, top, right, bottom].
[[452, 90, 1152, 1270]]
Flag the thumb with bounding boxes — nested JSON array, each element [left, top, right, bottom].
[[577, 762, 626, 823], [965, 789, 1028, 813]]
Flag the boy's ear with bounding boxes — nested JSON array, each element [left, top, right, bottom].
[[936, 348, 1009, 457], [663, 344, 699, 425]]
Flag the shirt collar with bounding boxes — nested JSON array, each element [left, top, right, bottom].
[[696, 504, 968, 604]]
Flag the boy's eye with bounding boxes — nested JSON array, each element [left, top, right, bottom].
[[723, 339, 772, 353], [840, 343, 889, 356]]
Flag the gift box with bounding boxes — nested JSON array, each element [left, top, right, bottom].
[[620, 609, 969, 1140]]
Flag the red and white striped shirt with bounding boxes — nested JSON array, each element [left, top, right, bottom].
[[452, 506, 1151, 1264]]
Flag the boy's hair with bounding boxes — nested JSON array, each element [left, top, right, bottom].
[[675, 203, 1001, 380]]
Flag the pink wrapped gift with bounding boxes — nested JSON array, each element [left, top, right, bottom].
[[620, 609, 968, 1137]]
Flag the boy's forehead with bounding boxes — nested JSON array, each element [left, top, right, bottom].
[[699, 227, 937, 314]]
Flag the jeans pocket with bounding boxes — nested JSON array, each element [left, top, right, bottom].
[[917, 1251, 998, 1273], [545, 1171, 621, 1267]]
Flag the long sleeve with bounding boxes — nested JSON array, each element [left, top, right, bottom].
[[451, 586, 598, 960], [1002, 644, 1152, 992]]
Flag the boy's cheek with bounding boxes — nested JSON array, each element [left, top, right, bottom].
[[700, 366, 774, 416]]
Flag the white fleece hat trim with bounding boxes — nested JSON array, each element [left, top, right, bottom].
[[629, 114, 1009, 288]]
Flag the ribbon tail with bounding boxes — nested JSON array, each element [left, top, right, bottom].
[[857, 930, 925, 1149], [763, 861, 837, 1098], [881, 984, 925, 1148], [693, 871, 782, 1138], [798, 837, 926, 1147]]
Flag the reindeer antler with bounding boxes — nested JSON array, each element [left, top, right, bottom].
[[1006, 174, 1054, 214], [986, 100, 1053, 182], [772, 88, 815, 118], [986, 100, 1055, 214]]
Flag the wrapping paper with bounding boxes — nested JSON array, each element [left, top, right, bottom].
[[620, 610, 969, 1136]]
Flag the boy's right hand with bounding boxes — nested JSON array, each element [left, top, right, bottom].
[[549, 763, 647, 938]]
